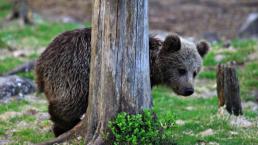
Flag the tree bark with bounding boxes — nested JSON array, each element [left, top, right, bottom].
[[81, 0, 152, 144], [217, 63, 242, 116]]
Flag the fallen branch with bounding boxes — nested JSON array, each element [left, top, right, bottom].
[[3, 60, 36, 76]]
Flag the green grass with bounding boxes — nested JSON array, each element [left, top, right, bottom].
[[0, 57, 36, 79], [0, 57, 24, 75], [0, 22, 84, 49], [12, 128, 54, 144], [203, 39, 256, 65], [4, 87, 256, 145], [240, 62, 258, 88], [238, 62, 258, 101], [0, 0, 12, 21], [208, 39, 257, 64], [0, 120, 10, 136], [0, 0, 88, 49], [198, 71, 216, 79], [0, 97, 54, 144], [153, 86, 258, 145], [200, 39, 257, 101], [0, 100, 29, 114], [0, 1, 90, 76], [9, 114, 36, 123], [0, 38, 9, 48], [17, 71, 35, 80], [31, 101, 48, 112], [203, 51, 218, 66]]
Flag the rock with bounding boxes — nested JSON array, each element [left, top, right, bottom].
[[0, 75, 36, 102], [0, 140, 11, 145], [199, 128, 214, 137], [239, 13, 258, 38], [176, 120, 185, 126], [215, 54, 224, 63], [13, 50, 26, 57], [208, 142, 219, 145], [202, 32, 220, 44], [196, 141, 219, 145], [229, 131, 238, 135], [230, 116, 253, 128], [37, 113, 50, 121], [243, 101, 258, 112], [248, 52, 258, 61], [186, 106, 194, 111]]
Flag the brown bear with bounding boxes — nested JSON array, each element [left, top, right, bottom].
[[36, 28, 209, 136]]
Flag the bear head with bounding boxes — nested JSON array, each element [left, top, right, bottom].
[[158, 34, 210, 96]]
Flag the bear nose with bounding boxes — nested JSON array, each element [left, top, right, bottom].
[[184, 88, 194, 96]]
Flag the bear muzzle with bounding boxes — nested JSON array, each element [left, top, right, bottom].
[[183, 87, 194, 96]]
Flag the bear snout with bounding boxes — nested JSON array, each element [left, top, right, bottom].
[[183, 87, 194, 96]]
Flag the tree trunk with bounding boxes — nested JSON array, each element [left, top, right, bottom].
[[7, 0, 33, 25], [217, 63, 242, 116], [81, 0, 152, 144]]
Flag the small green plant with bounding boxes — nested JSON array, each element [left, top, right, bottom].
[[108, 110, 176, 145]]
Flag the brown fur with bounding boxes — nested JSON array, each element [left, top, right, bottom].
[[36, 28, 91, 136], [36, 28, 208, 136]]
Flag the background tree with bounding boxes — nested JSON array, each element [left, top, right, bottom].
[[6, 0, 33, 25]]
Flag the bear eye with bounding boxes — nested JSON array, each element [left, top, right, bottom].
[[178, 69, 187, 76], [193, 71, 197, 78]]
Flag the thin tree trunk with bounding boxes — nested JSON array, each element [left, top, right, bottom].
[[81, 0, 152, 144], [6, 0, 33, 25]]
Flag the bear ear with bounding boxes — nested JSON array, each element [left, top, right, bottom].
[[197, 40, 210, 57], [162, 34, 181, 53]]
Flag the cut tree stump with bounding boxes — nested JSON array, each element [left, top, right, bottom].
[[217, 63, 243, 116]]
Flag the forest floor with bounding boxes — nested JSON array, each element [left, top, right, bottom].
[[0, 1, 258, 145]]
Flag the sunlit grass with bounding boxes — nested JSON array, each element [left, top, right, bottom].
[[152, 86, 258, 145]]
